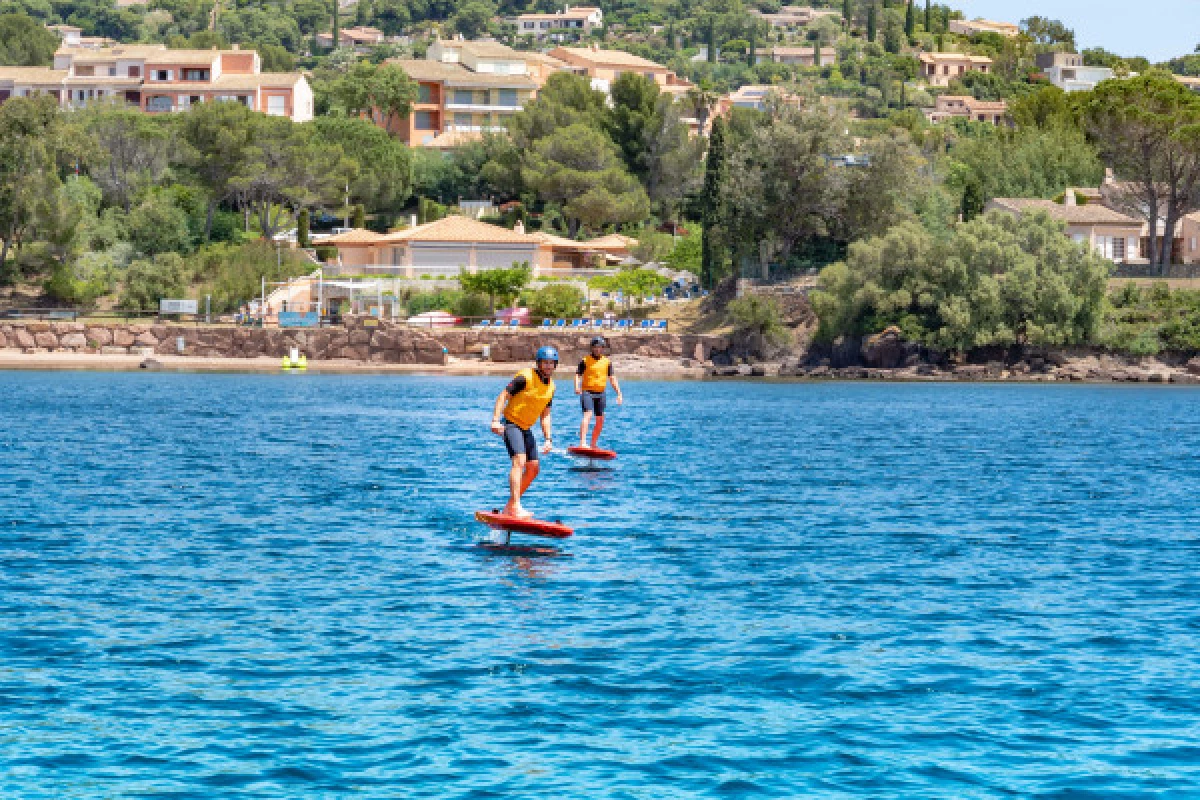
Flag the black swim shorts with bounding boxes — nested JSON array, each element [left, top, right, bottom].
[[581, 392, 607, 417], [503, 421, 539, 461]]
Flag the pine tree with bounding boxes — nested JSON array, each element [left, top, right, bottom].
[[905, 0, 915, 37], [700, 117, 727, 289], [866, 3, 877, 42]]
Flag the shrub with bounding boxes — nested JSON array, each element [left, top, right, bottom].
[[727, 295, 790, 346], [526, 284, 585, 319], [120, 252, 190, 310], [127, 193, 192, 257], [191, 241, 312, 312]]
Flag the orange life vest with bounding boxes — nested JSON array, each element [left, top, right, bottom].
[[581, 355, 610, 393], [503, 367, 555, 429]]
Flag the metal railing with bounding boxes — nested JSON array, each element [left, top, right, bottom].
[[0, 308, 232, 325]]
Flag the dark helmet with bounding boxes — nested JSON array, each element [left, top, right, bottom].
[[590, 336, 607, 348], [535, 346, 560, 362]]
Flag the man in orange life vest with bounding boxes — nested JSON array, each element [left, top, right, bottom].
[[490, 346, 558, 519], [575, 336, 623, 449]]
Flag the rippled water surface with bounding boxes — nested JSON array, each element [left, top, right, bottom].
[[3, 372, 1200, 798]]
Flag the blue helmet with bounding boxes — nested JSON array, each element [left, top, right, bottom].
[[536, 346, 559, 363]]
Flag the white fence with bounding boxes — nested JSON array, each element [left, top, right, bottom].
[[322, 264, 617, 280]]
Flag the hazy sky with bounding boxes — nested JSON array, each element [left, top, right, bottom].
[[957, 0, 1198, 62]]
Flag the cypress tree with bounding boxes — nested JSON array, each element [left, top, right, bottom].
[[905, 0, 915, 37], [747, 25, 756, 66], [700, 117, 727, 289], [924, 0, 931, 32], [298, 208, 311, 248], [842, 0, 851, 30], [866, 3, 877, 42], [961, 179, 984, 222], [351, 204, 365, 229], [707, 17, 716, 63], [331, 0, 340, 49]]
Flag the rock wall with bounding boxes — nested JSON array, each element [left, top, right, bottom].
[[0, 320, 727, 365]]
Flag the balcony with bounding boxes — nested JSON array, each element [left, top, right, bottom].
[[444, 124, 507, 133], [444, 102, 523, 113]]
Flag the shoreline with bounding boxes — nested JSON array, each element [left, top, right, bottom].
[[0, 351, 710, 378], [1, 351, 1198, 385]]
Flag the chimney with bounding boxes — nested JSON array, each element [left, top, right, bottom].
[[232, 43, 240, 50], [1064, 189, 1077, 206], [514, 220, 525, 234], [410, 214, 418, 228]]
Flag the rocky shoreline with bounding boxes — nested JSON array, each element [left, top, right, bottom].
[[711, 353, 1200, 384]]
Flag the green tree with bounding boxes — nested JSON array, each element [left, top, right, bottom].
[[699, 116, 728, 288], [351, 203, 365, 228], [924, 0, 930, 32], [525, 284, 585, 319], [960, 177, 984, 222], [0, 96, 70, 269], [80, 102, 170, 213], [127, 193, 192, 256], [450, 0, 494, 39], [459, 263, 532, 312], [329, 61, 417, 125], [298, 208, 311, 248], [312, 115, 413, 213], [944, 126, 1104, 206], [811, 211, 1110, 352], [904, 0, 914, 38], [866, 2, 877, 41], [120, 252, 190, 310], [521, 123, 650, 236], [607, 72, 661, 179], [1019, 16, 1075, 48], [727, 295, 790, 350], [229, 115, 352, 239], [176, 100, 258, 241], [0, 12, 58, 65], [1083, 71, 1200, 271]]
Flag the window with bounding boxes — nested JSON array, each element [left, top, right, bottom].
[[182, 69, 210, 81], [267, 95, 286, 116], [497, 88, 517, 107], [453, 89, 475, 105], [146, 95, 172, 111], [454, 112, 472, 127], [152, 69, 171, 81], [1191, 237, 1197, 252], [128, 66, 141, 77], [524, 21, 534, 29], [418, 83, 433, 103], [414, 111, 435, 129]]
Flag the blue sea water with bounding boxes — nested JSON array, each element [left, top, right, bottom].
[[2, 371, 1200, 798]]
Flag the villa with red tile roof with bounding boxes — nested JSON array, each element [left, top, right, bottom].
[[548, 45, 692, 97], [918, 52, 993, 87], [0, 43, 312, 121]]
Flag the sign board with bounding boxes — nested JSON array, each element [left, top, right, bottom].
[[279, 311, 320, 328], [160, 299, 198, 314], [363, 318, 380, 328]]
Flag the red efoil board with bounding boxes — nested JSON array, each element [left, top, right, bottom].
[[566, 446, 617, 460], [475, 510, 574, 539]]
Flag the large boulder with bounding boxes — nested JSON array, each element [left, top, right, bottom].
[[1187, 357, 1200, 376], [34, 332, 58, 349], [13, 329, 35, 349], [86, 327, 114, 346], [861, 326, 906, 369], [830, 335, 862, 368], [60, 333, 87, 349]]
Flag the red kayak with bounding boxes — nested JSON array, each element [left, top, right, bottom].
[[474, 510, 574, 539], [566, 446, 617, 460]]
